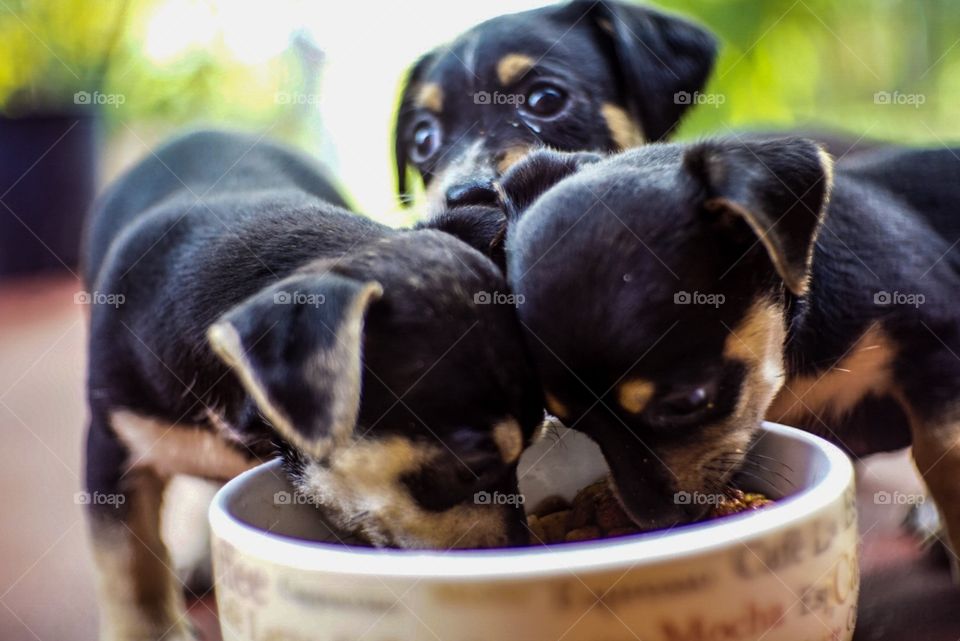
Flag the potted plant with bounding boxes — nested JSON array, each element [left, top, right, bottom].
[[0, 0, 129, 278]]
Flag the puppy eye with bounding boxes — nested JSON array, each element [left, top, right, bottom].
[[521, 82, 568, 119], [647, 384, 716, 425], [408, 115, 442, 165]]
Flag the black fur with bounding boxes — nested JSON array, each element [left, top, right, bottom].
[[82, 130, 543, 533], [394, 0, 717, 208], [502, 139, 960, 527]]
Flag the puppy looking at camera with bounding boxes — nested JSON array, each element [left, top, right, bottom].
[[82, 130, 542, 640], [500, 140, 960, 553], [394, 0, 717, 212]]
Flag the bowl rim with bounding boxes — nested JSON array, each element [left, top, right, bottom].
[[208, 422, 854, 580]]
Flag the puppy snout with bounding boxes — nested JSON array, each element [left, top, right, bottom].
[[445, 179, 500, 208]]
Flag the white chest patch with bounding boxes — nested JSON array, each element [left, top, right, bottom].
[[110, 409, 258, 480]]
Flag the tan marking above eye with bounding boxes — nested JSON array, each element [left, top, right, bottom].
[[601, 103, 645, 150], [497, 146, 532, 174], [544, 392, 570, 420], [416, 83, 443, 113], [496, 53, 535, 86], [618, 379, 656, 414]]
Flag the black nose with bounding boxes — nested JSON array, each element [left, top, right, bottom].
[[445, 179, 499, 208]]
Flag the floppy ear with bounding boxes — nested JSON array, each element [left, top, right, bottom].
[[497, 149, 604, 221], [207, 272, 383, 458], [582, 0, 717, 142], [684, 138, 834, 296], [394, 52, 437, 206]]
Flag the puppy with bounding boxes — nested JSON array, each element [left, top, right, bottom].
[[501, 140, 960, 554], [394, 0, 717, 212], [82, 130, 542, 640]]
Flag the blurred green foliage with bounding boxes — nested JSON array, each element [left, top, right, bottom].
[[0, 0, 307, 142], [1, 0, 958, 220], [665, 0, 960, 143]]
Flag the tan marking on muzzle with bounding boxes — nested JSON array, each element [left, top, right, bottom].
[[497, 53, 535, 86], [601, 103, 645, 149], [416, 83, 444, 113], [497, 145, 532, 174], [662, 300, 787, 492], [493, 419, 524, 463], [618, 379, 656, 414], [298, 437, 513, 548]]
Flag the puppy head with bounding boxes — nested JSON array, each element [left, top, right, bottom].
[[209, 232, 543, 548], [505, 139, 832, 529], [394, 0, 717, 211]]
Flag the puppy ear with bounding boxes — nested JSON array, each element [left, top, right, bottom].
[[497, 149, 603, 221], [394, 52, 437, 207], [584, 0, 717, 142], [207, 272, 383, 458], [684, 138, 834, 296]]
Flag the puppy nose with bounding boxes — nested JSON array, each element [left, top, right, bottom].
[[445, 179, 499, 208]]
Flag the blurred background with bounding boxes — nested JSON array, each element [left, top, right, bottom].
[[1, 1, 959, 640], [2, 0, 960, 278]]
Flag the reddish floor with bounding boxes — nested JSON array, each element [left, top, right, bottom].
[[0, 275, 957, 641]]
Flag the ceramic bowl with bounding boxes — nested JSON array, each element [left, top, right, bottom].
[[209, 422, 858, 641]]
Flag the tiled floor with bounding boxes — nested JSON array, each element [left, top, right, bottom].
[[0, 275, 957, 641]]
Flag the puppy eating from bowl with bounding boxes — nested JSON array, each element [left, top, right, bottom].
[[82, 130, 543, 640], [500, 139, 960, 554]]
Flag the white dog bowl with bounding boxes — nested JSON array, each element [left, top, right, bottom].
[[209, 422, 858, 641]]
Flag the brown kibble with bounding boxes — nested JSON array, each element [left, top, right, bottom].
[[537, 510, 571, 544], [565, 526, 602, 543], [526, 478, 772, 546], [594, 489, 634, 532], [710, 489, 774, 517], [526, 515, 546, 543], [531, 495, 571, 517], [567, 481, 604, 529]]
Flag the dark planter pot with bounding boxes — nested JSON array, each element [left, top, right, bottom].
[[0, 112, 100, 279]]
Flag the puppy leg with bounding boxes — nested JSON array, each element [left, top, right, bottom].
[[85, 411, 194, 641], [908, 416, 960, 577]]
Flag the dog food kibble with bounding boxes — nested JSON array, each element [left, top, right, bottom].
[[709, 489, 774, 517], [527, 481, 773, 545]]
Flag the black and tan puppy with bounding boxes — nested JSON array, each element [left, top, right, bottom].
[[82, 130, 542, 640], [501, 140, 960, 551], [394, 0, 716, 212]]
